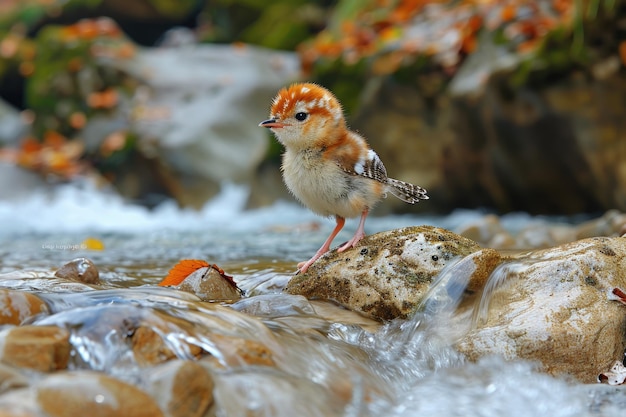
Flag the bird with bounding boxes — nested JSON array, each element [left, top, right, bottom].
[[259, 83, 428, 273]]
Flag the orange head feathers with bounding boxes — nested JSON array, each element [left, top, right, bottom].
[[259, 83, 346, 150]]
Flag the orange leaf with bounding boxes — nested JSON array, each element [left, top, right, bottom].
[[159, 259, 210, 286], [81, 237, 105, 251], [20, 137, 42, 154]]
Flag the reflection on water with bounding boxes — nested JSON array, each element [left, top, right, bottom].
[[0, 183, 623, 416]]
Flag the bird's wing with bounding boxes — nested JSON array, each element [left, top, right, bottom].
[[340, 149, 389, 184]]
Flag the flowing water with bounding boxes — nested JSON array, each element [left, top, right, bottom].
[[1, 181, 625, 416]]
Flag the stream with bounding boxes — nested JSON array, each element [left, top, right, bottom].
[[1, 182, 625, 416]]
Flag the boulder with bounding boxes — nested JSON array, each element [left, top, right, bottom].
[[285, 226, 493, 320], [455, 236, 626, 382], [350, 60, 626, 215], [110, 43, 300, 208]]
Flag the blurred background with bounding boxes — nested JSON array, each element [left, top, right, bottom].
[[0, 0, 623, 217]]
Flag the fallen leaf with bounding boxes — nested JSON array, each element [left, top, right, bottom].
[[81, 237, 105, 251], [159, 259, 211, 287]]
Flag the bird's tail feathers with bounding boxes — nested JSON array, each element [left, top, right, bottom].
[[387, 178, 429, 204]]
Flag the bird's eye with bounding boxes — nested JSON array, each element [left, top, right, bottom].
[[295, 112, 308, 121]]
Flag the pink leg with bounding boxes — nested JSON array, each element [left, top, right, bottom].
[[297, 216, 346, 274], [337, 210, 368, 253]]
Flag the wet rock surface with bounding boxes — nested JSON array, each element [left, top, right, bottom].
[[0, 290, 49, 325], [0, 325, 70, 372], [54, 257, 100, 284], [455, 236, 626, 383], [173, 266, 241, 302], [286, 226, 484, 320]]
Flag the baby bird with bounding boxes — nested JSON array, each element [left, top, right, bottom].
[[260, 83, 428, 273]]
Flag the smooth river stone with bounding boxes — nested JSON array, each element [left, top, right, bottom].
[[0, 325, 70, 372], [0, 290, 48, 325]]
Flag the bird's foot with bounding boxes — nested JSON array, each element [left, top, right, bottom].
[[296, 249, 329, 274], [337, 232, 365, 253]]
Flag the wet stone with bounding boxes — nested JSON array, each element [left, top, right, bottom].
[[455, 236, 626, 382], [142, 360, 214, 417], [54, 258, 100, 284], [36, 371, 164, 417], [0, 290, 49, 325], [286, 226, 482, 321], [1, 325, 70, 372], [0, 363, 29, 394], [175, 266, 241, 302], [131, 325, 203, 366]]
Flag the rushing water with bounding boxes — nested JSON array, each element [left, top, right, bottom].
[[1, 181, 625, 416]]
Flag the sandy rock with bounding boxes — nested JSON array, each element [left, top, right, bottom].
[[0, 290, 49, 325], [175, 267, 241, 302], [455, 236, 626, 382], [0, 325, 70, 372], [36, 371, 164, 417], [54, 258, 100, 284], [286, 226, 485, 320], [142, 360, 214, 417]]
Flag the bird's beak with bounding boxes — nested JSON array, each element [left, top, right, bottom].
[[259, 118, 286, 129]]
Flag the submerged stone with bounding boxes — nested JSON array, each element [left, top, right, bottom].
[[286, 226, 484, 320], [142, 360, 214, 417], [36, 371, 163, 417]]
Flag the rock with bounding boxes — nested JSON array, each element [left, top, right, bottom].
[[0, 163, 48, 202], [0, 325, 70, 372], [110, 43, 300, 208], [455, 236, 626, 382], [0, 390, 44, 417], [286, 226, 487, 320], [0, 363, 29, 394], [456, 210, 626, 249], [0, 99, 27, 145], [36, 371, 164, 417], [54, 258, 100, 284], [347, 57, 626, 215], [142, 360, 214, 417], [203, 333, 275, 368], [0, 290, 49, 325], [131, 325, 203, 366], [174, 266, 241, 302]]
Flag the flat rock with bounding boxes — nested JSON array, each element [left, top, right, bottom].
[[455, 236, 626, 382], [286, 226, 488, 320]]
